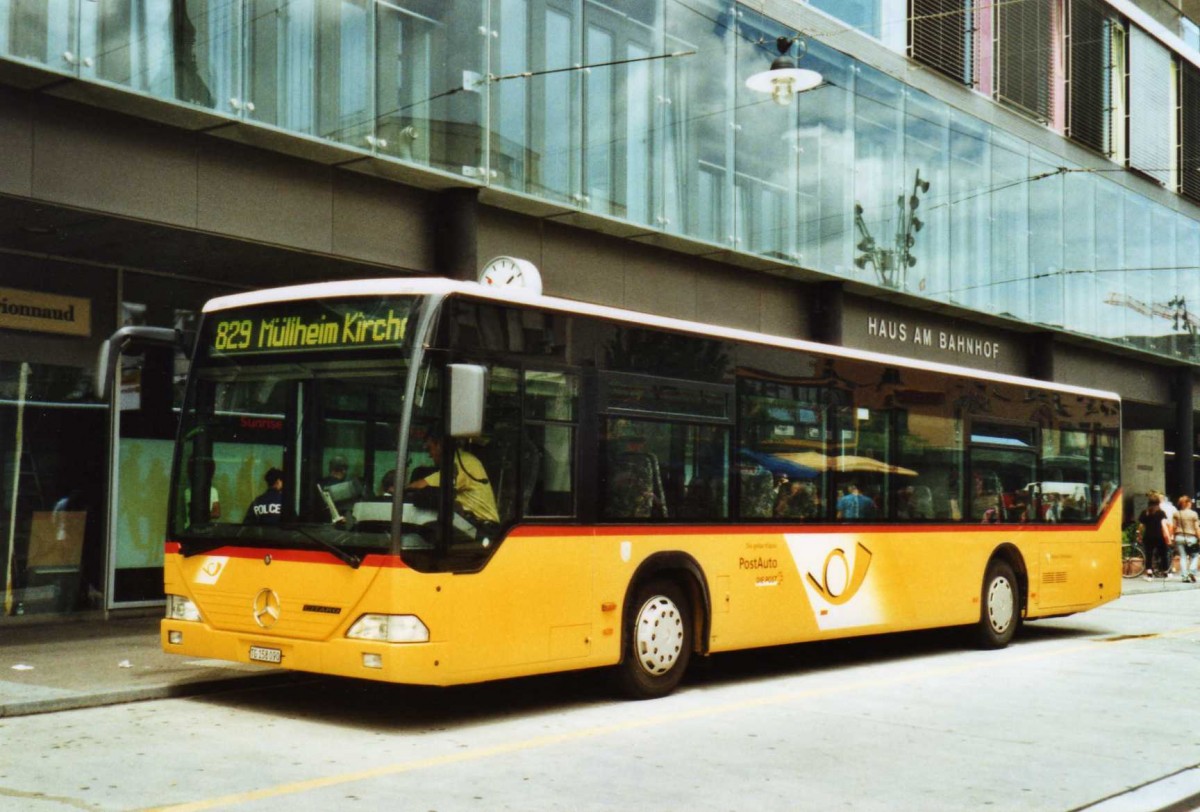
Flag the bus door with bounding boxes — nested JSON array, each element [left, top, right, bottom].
[[437, 362, 592, 670]]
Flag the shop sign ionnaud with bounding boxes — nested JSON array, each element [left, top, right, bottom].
[[0, 287, 91, 337]]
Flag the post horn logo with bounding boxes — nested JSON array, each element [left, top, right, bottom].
[[252, 588, 281, 628], [806, 543, 873, 606]]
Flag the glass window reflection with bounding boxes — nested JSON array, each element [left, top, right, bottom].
[[9, 0, 1200, 364]]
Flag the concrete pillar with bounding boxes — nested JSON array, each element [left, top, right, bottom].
[[433, 188, 479, 281], [809, 281, 843, 346], [1124, 429, 1165, 521], [1174, 367, 1195, 501], [1025, 331, 1055, 381]]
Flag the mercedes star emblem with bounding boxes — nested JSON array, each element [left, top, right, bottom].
[[252, 588, 281, 628]]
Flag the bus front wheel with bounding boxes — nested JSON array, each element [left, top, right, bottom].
[[974, 559, 1020, 649], [616, 579, 692, 700]]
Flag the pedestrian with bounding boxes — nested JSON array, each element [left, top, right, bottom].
[[1137, 494, 1171, 580], [1157, 491, 1179, 575], [1172, 495, 1200, 583]]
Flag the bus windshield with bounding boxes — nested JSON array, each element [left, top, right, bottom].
[[171, 296, 440, 564]]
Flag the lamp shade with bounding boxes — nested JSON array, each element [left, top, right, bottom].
[[745, 66, 822, 106]]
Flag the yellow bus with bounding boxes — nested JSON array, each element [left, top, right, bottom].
[[114, 277, 1121, 699]]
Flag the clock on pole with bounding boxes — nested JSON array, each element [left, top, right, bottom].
[[479, 256, 542, 296]]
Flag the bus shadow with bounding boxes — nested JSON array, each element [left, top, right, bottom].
[[686, 620, 1096, 690], [192, 667, 619, 731], [192, 620, 1097, 731]]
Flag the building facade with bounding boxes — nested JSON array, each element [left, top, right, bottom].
[[0, 0, 1197, 619]]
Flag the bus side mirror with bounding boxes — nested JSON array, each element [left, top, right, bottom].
[[448, 364, 487, 438], [94, 326, 185, 400]]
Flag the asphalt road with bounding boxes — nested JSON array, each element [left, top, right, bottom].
[[3, 588, 1200, 812]]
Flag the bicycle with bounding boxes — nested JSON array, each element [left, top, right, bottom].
[[1122, 528, 1146, 579]]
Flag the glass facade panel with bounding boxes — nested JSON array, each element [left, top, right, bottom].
[[244, 0, 374, 146], [669, 0, 733, 246], [989, 131, 1029, 321], [584, 21, 615, 214], [853, 65, 903, 289], [6, 0, 1200, 365], [946, 111, 989, 310], [1094, 180, 1125, 343], [1029, 147, 1064, 327], [1062, 169, 1096, 336], [903, 89, 948, 297], [1124, 190, 1154, 345], [536, 6, 577, 202], [795, 43, 853, 271], [809, 0, 881, 40], [0, 0, 77, 73], [1177, 217, 1200, 352]]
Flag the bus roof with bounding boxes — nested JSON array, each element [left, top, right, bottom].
[[203, 277, 1120, 403]]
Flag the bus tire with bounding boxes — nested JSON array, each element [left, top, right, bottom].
[[615, 579, 692, 700], [974, 559, 1019, 649]]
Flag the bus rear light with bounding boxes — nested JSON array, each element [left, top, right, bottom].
[[166, 595, 202, 622], [347, 614, 429, 643]]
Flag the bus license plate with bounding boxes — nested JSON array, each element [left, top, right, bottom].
[[249, 646, 282, 664]]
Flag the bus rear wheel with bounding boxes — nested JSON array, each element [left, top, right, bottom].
[[615, 579, 692, 699], [974, 559, 1019, 649]]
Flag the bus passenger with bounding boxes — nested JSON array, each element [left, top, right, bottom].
[[775, 480, 817, 519], [245, 467, 285, 524], [407, 433, 500, 526], [379, 469, 397, 498], [320, 455, 349, 488]]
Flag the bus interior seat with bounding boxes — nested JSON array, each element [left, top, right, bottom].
[[351, 500, 391, 533], [608, 452, 667, 518], [318, 478, 364, 520], [739, 466, 776, 518], [681, 475, 723, 519]]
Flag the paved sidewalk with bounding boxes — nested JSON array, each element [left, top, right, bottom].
[[1119, 572, 1200, 595], [0, 614, 294, 718]]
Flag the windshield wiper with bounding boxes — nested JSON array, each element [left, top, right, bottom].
[[290, 526, 362, 569]]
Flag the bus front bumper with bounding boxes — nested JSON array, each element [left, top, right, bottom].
[[161, 620, 453, 686]]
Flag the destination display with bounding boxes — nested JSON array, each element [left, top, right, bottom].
[[206, 298, 414, 356]]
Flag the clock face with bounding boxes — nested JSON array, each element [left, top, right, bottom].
[[479, 256, 542, 296]]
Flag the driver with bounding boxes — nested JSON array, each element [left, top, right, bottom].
[[407, 432, 500, 527]]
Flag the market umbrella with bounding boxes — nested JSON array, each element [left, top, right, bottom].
[[774, 451, 918, 476], [738, 449, 819, 479]]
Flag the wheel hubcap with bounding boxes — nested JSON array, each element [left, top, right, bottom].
[[986, 576, 1015, 634], [634, 595, 684, 676]]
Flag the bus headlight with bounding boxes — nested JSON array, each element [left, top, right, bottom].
[[347, 614, 429, 643], [166, 594, 202, 622]]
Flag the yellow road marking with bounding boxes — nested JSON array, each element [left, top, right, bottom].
[[145, 627, 1200, 812]]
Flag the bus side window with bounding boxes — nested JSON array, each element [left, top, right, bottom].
[[478, 367, 521, 526], [603, 420, 668, 520], [523, 371, 578, 518]]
